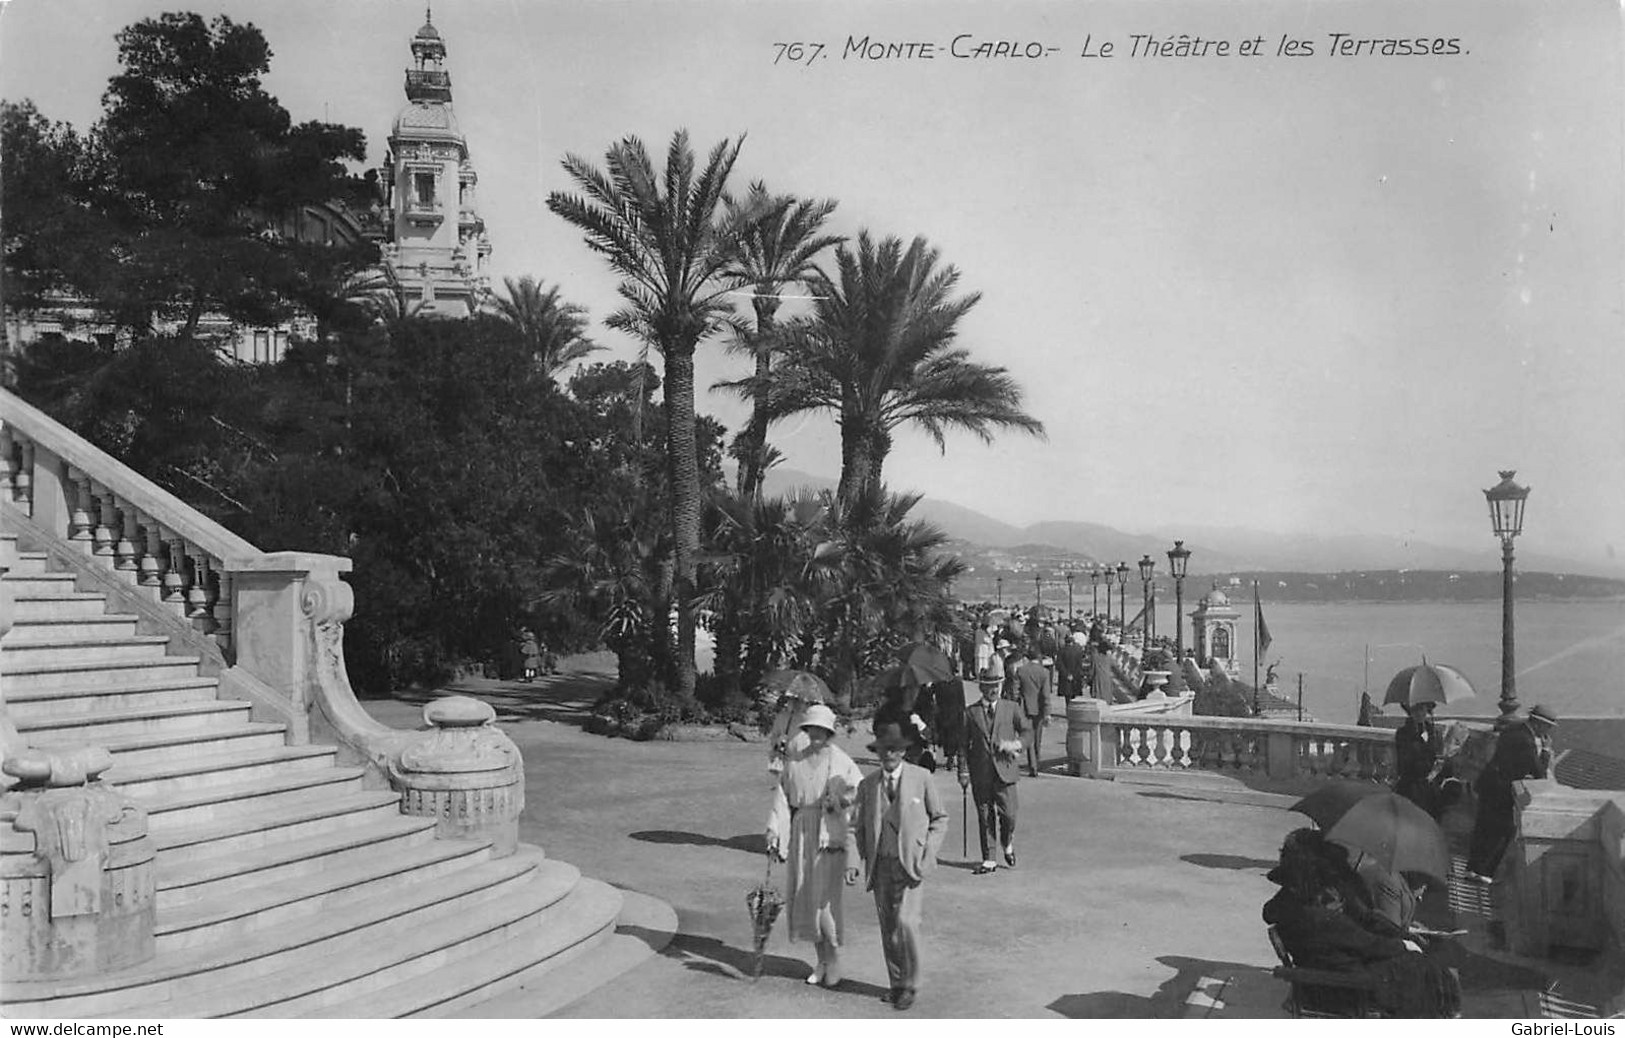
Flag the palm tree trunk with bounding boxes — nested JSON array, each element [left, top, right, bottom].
[[838, 419, 884, 508], [737, 299, 780, 502], [665, 339, 701, 701]]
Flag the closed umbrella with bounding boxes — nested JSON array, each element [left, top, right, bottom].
[[1382, 660, 1477, 708], [1290, 784, 1450, 883]]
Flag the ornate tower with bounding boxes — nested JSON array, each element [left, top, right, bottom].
[[1191, 583, 1241, 678], [380, 8, 491, 317]]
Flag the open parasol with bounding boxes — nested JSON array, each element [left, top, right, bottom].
[[760, 669, 831, 704], [745, 856, 784, 980], [1290, 783, 1450, 883], [881, 642, 957, 689], [1382, 660, 1477, 708]]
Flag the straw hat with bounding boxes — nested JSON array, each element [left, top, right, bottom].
[[1528, 704, 1559, 728]]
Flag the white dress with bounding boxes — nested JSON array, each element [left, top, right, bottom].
[[766, 742, 862, 943]]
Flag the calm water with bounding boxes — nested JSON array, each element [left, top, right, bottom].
[[1221, 599, 1625, 723]]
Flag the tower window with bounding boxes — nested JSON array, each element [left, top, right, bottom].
[[414, 173, 436, 206]]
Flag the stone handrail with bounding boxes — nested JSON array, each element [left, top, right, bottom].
[[0, 387, 405, 775], [1066, 699, 1400, 787]]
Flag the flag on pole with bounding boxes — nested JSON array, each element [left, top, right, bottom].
[[1254, 583, 1273, 656]]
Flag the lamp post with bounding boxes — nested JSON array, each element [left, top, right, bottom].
[[1167, 540, 1191, 693], [1115, 561, 1129, 634], [1137, 554, 1156, 654], [1485, 470, 1530, 724], [1065, 571, 1075, 620], [996, 575, 1003, 609], [1089, 567, 1100, 618], [1034, 571, 1042, 611]]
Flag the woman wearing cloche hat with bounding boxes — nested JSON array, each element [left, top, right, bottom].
[[765, 703, 863, 987]]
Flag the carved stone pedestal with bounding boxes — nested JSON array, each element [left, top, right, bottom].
[[0, 747, 156, 981], [390, 697, 525, 857]]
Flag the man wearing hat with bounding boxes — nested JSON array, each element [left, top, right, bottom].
[[958, 674, 1031, 874], [1465, 704, 1558, 883], [846, 722, 949, 1011]]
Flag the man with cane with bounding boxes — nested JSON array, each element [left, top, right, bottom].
[[959, 670, 1030, 874]]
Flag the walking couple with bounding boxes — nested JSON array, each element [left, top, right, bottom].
[[765, 706, 948, 1011]]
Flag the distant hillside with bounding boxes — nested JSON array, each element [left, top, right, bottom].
[[755, 466, 1625, 581]]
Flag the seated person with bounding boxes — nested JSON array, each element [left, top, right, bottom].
[[1264, 829, 1458, 1018]]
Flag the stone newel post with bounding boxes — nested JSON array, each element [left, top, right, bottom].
[[228, 552, 354, 714], [390, 697, 525, 857], [1, 747, 157, 980]]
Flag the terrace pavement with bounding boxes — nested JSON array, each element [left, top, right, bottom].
[[363, 661, 1615, 1019]]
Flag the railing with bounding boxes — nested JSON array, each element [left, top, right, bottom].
[[1, 393, 253, 658], [1067, 698, 1400, 787], [0, 387, 400, 766]]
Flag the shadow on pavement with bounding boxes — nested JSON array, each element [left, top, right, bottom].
[[1181, 852, 1276, 872], [386, 672, 614, 729], [630, 830, 766, 855], [662, 933, 893, 999], [1048, 955, 1269, 1019]]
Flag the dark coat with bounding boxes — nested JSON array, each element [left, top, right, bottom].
[[958, 695, 1030, 789]]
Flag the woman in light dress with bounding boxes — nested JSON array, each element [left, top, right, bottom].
[[765, 703, 862, 986]]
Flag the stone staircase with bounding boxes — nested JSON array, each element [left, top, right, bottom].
[[0, 536, 626, 1017]]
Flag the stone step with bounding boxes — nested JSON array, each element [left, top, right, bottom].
[[157, 830, 492, 951], [5, 613, 141, 642], [1, 848, 564, 1017], [6, 549, 49, 575], [1, 572, 81, 597], [9, 592, 121, 619], [37, 720, 289, 771], [16, 699, 252, 743], [0, 655, 204, 693], [153, 788, 403, 860], [235, 853, 590, 1019], [314, 875, 627, 1019], [1, 633, 173, 668], [104, 743, 337, 802], [141, 765, 368, 834], [3, 676, 221, 719], [156, 814, 441, 912]]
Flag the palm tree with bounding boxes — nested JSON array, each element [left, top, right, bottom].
[[489, 275, 602, 380], [720, 183, 842, 502], [546, 131, 756, 701], [759, 232, 1046, 507]]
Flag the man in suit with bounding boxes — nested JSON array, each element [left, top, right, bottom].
[[846, 722, 949, 1011], [1466, 704, 1558, 883], [958, 676, 1030, 875], [1011, 647, 1052, 777], [1056, 629, 1088, 701]]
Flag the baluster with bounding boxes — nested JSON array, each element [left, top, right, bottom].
[[1171, 729, 1193, 769], [13, 437, 33, 513], [1136, 725, 1154, 767], [137, 515, 165, 588], [0, 426, 13, 500], [161, 534, 187, 604], [1150, 725, 1170, 768], [115, 501, 141, 573], [92, 484, 118, 557], [68, 468, 95, 541], [213, 570, 233, 658], [186, 551, 214, 631]]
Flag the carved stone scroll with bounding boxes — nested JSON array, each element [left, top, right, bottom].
[[389, 696, 525, 858]]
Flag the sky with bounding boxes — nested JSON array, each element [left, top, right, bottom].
[[3, 0, 1622, 570]]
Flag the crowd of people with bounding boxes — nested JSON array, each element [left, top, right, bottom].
[[754, 618, 1566, 1017]]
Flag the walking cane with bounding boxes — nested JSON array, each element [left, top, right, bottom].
[[961, 783, 969, 858]]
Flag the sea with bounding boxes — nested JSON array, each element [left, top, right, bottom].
[[1236, 598, 1625, 723]]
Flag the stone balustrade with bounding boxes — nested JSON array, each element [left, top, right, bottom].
[[1505, 782, 1625, 962], [1, 393, 253, 657], [1067, 699, 1399, 788]]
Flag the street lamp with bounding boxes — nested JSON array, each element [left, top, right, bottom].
[[996, 575, 1004, 608], [1137, 554, 1156, 654], [1167, 540, 1191, 693], [1034, 571, 1042, 611], [1485, 470, 1530, 723], [1065, 571, 1075, 620], [1115, 561, 1129, 633], [1089, 567, 1100, 617]]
